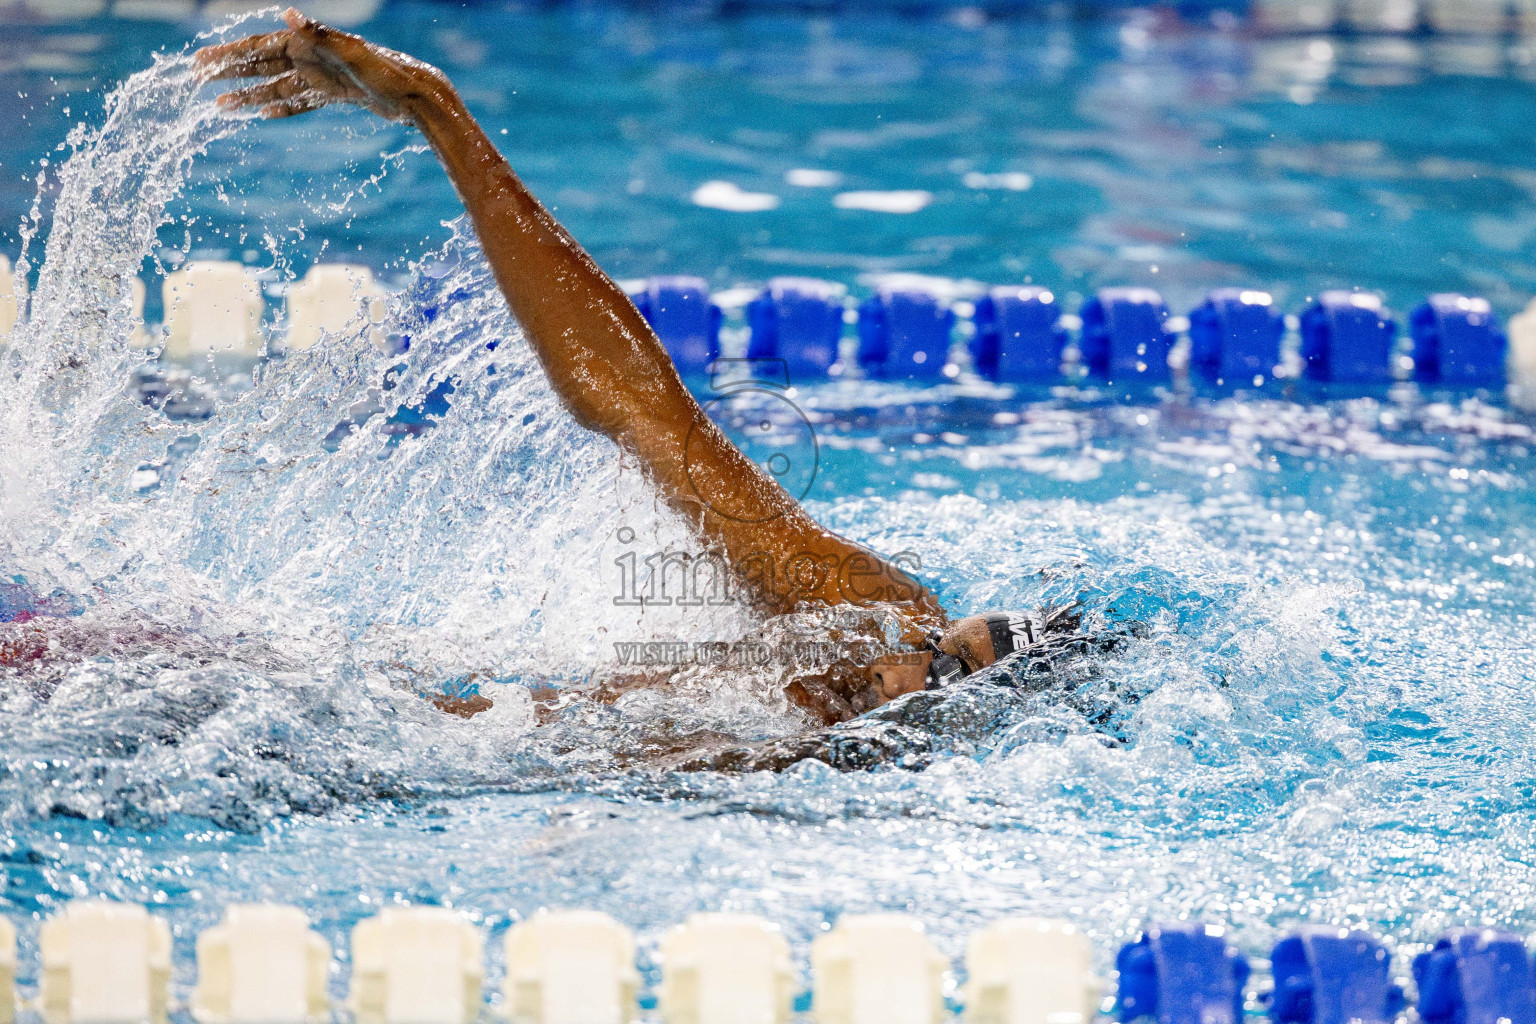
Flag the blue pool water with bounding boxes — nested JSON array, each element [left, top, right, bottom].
[[6, 4, 1536, 313], [3, 0, 1536, 1008]]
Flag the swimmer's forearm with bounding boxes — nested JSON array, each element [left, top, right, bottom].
[[407, 90, 685, 436]]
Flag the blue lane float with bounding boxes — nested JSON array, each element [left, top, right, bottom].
[[1117, 922, 1251, 1024], [1415, 929, 1536, 1024], [1079, 287, 1175, 383], [1300, 290, 1397, 383], [1270, 928, 1403, 1024], [1189, 287, 1285, 385], [1411, 294, 1506, 386], [857, 287, 956, 380], [747, 276, 846, 379], [970, 285, 1066, 381], [631, 275, 722, 373], [134, 260, 1512, 396]]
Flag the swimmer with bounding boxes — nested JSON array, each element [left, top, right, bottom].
[[193, 13, 1095, 725]]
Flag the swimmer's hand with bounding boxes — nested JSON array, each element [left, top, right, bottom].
[[430, 693, 494, 719], [193, 8, 453, 123]]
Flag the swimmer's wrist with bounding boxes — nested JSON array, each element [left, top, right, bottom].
[[405, 85, 481, 160], [401, 72, 465, 132], [406, 85, 513, 188]]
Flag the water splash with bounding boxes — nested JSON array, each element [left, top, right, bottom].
[[0, 32, 785, 829], [1, 45, 237, 599]]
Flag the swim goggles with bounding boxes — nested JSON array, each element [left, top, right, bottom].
[[924, 636, 969, 689]]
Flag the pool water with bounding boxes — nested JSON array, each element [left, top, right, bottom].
[[3, 0, 1536, 1008], [7, 4, 1536, 312]]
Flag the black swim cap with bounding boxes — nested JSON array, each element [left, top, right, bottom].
[[983, 611, 1043, 660], [924, 611, 1043, 690]]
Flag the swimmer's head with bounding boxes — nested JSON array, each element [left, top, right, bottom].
[[867, 611, 1044, 702]]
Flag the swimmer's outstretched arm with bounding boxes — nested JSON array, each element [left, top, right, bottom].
[[195, 14, 946, 715]]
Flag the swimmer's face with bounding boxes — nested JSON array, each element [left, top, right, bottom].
[[867, 650, 930, 702], [866, 614, 1003, 703]]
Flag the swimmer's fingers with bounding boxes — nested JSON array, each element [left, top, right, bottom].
[[224, 83, 331, 120], [193, 13, 366, 85], [263, 92, 329, 119], [202, 9, 452, 123], [216, 71, 327, 117], [193, 31, 295, 83], [283, 7, 362, 48], [198, 55, 293, 84]]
